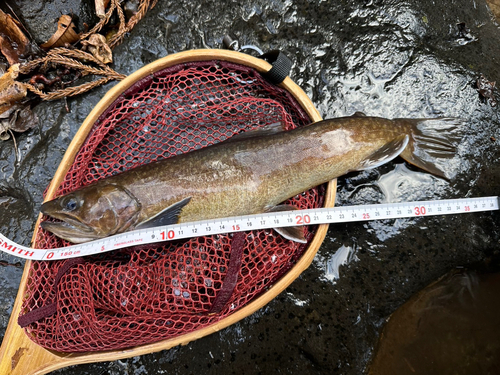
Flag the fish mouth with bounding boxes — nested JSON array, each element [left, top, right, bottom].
[[40, 220, 100, 244], [40, 203, 99, 244]]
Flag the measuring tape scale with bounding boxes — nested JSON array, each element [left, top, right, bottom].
[[0, 196, 498, 261]]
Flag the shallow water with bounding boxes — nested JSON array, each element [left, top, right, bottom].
[[1, 0, 499, 374]]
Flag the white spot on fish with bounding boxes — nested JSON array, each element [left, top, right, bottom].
[[318, 129, 358, 156]]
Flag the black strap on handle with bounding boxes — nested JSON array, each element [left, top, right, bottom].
[[222, 36, 293, 85], [260, 50, 293, 85]]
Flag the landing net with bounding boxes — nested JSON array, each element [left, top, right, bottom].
[[20, 59, 325, 352]]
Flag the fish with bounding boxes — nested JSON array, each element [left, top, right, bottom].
[[40, 114, 461, 243]]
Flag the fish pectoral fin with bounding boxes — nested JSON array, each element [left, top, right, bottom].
[[266, 204, 307, 244], [135, 197, 192, 229], [354, 135, 409, 171], [274, 226, 307, 244], [226, 122, 285, 142]]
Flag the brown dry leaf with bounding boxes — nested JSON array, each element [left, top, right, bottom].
[[41, 15, 80, 50], [477, 74, 497, 107], [95, 0, 111, 18], [487, 0, 500, 21], [0, 64, 27, 115], [0, 9, 31, 65], [82, 34, 113, 64]]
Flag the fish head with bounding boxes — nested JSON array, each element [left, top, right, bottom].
[[40, 184, 141, 243]]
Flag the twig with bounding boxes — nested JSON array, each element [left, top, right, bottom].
[[115, 0, 127, 35], [41, 54, 124, 79], [19, 48, 120, 76], [5, 3, 35, 41], [20, 47, 125, 101], [108, 0, 158, 48], [24, 76, 116, 101], [48, 47, 110, 69], [80, 0, 117, 40], [8, 129, 19, 162]]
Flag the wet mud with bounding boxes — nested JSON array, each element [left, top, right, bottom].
[[1, 0, 499, 374]]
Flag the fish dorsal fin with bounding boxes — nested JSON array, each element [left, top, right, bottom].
[[226, 122, 285, 142], [353, 111, 367, 117], [355, 135, 409, 171], [266, 204, 307, 244], [135, 197, 191, 229]]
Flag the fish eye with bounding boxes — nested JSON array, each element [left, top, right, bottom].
[[64, 197, 79, 211]]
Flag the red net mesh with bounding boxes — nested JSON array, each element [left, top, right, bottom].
[[21, 60, 326, 352]]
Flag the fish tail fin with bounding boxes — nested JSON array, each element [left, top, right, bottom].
[[396, 117, 463, 179]]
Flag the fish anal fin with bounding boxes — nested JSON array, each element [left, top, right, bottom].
[[136, 197, 191, 229], [355, 135, 409, 171], [274, 226, 307, 243], [266, 204, 307, 243]]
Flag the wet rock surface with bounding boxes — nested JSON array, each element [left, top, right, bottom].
[[1, 0, 499, 374]]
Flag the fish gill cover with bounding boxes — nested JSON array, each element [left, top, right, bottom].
[[20, 59, 326, 352]]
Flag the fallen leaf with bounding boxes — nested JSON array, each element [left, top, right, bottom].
[[0, 9, 31, 65], [0, 103, 38, 140], [82, 33, 113, 64], [95, 0, 111, 18], [476, 74, 497, 107], [486, 0, 500, 22], [0, 64, 27, 115], [41, 15, 80, 50]]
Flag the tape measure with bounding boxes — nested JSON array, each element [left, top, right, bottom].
[[1, 196, 498, 261]]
